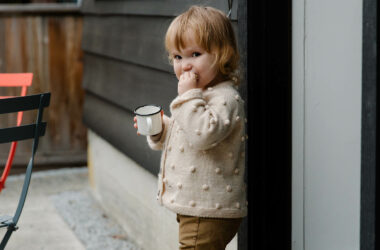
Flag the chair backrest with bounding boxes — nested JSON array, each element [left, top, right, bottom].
[[0, 93, 50, 250], [0, 94, 49, 143], [0, 73, 33, 127], [0, 73, 32, 101], [0, 73, 33, 192]]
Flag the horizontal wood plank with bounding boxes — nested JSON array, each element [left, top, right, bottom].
[[82, 16, 237, 72], [0, 3, 80, 14], [82, 16, 172, 72], [0, 15, 87, 166], [81, 0, 238, 20], [83, 92, 161, 175], [82, 53, 177, 114]]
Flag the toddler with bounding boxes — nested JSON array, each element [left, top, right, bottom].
[[134, 5, 247, 250]]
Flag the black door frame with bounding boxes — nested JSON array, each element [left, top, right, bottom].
[[238, 0, 380, 249], [238, 0, 292, 249], [361, 0, 378, 250]]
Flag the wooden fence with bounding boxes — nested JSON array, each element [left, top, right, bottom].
[[0, 6, 86, 171]]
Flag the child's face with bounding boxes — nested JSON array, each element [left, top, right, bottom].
[[170, 32, 220, 90]]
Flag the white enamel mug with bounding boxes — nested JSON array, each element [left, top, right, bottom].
[[134, 104, 162, 136]]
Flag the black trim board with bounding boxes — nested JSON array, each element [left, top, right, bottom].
[[246, 0, 292, 249], [237, 0, 248, 249], [361, 0, 378, 249]]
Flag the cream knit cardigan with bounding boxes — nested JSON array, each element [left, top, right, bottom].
[[147, 81, 247, 218]]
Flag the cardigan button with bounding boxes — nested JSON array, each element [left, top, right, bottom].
[[228, 152, 233, 158], [226, 185, 232, 192], [215, 203, 222, 209], [224, 119, 230, 126], [195, 129, 201, 135], [234, 168, 240, 175], [177, 183, 183, 189], [179, 145, 184, 152], [170, 198, 175, 203], [189, 200, 196, 207], [245, 118, 248, 123], [241, 136, 245, 142], [235, 202, 241, 209], [235, 95, 240, 101], [236, 116, 240, 122], [215, 168, 221, 174], [202, 184, 209, 191], [190, 166, 196, 173], [171, 164, 175, 170]]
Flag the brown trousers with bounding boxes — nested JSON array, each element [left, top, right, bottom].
[[176, 214, 242, 250]]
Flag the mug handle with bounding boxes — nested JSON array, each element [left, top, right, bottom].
[[147, 117, 152, 132]]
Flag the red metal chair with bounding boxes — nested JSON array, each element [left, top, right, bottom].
[[0, 73, 33, 192]]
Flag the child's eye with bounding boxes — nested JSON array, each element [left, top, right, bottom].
[[192, 52, 201, 57], [173, 55, 182, 60]]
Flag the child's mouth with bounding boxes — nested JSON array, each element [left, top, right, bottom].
[[194, 73, 199, 81]]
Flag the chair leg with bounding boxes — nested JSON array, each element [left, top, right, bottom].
[[0, 226, 17, 250]]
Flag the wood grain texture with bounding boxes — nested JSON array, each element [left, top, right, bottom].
[[81, 0, 238, 20], [82, 53, 177, 114], [82, 16, 237, 73], [0, 15, 86, 167], [0, 3, 80, 14], [82, 16, 173, 73]]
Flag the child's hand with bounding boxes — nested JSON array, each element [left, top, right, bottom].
[[133, 116, 140, 136], [178, 72, 197, 96]]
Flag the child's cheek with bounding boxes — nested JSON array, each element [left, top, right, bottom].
[[174, 63, 181, 80]]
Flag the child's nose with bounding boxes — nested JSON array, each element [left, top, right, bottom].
[[182, 61, 192, 71]]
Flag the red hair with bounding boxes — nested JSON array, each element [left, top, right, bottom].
[[165, 6, 240, 84]]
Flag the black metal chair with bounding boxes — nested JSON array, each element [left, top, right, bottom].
[[0, 93, 50, 250]]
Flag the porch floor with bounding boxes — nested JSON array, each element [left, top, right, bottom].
[[0, 167, 140, 250]]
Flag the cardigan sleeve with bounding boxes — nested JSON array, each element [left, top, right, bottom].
[[146, 114, 170, 151], [170, 86, 242, 150]]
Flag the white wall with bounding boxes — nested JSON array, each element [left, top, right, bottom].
[[88, 130, 178, 250], [87, 130, 238, 250], [292, 0, 362, 250]]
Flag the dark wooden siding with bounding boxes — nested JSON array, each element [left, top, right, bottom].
[[81, 0, 240, 175], [0, 11, 87, 169]]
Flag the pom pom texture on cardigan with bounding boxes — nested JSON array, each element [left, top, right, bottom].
[[147, 81, 247, 218]]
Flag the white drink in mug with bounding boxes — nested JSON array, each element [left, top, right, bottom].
[[134, 105, 162, 136]]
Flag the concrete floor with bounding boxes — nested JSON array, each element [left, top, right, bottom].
[[0, 168, 89, 250]]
